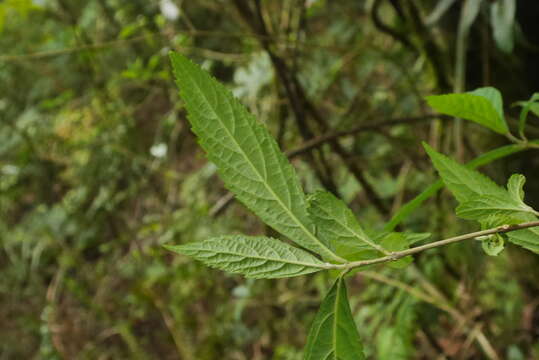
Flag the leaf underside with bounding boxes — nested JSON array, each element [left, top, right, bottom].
[[170, 52, 343, 263], [165, 235, 327, 279], [304, 277, 365, 360]]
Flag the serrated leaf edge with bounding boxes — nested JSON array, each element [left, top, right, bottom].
[[170, 53, 345, 263]]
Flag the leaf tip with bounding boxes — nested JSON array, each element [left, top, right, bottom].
[[162, 243, 186, 255]]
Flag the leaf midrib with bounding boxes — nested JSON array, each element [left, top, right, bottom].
[[185, 246, 328, 269], [333, 278, 342, 360], [184, 71, 344, 263]]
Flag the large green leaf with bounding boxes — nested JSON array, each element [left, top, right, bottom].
[[170, 52, 344, 263], [425, 87, 508, 134], [307, 191, 388, 259], [164, 235, 328, 279], [304, 277, 365, 360]]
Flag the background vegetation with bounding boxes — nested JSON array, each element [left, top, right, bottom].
[[2, 0, 539, 359]]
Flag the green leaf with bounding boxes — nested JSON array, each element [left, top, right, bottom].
[[304, 277, 365, 360], [164, 235, 328, 279], [402, 232, 431, 246], [531, 103, 539, 117], [456, 194, 534, 221], [170, 52, 344, 263], [379, 233, 413, 269], [424, 143, 539, 253], [471, 87, 505, 123], [423, 142, 508, 203], [425, 87, 508, 134], [481, 233, 505, 256], [385, 142, 535, 231], [307, 191, 388, 259], [490, 0, 516, 53], [507, 227, 539, 254]]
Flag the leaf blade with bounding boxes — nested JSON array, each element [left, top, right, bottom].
[[304, 277, 365, 360], [508, 227, 539, 254], [423, 142, 508, 202], [456, 194, 533, 221], [425, 87, 508, 134], [170, 52, 344, 262], [165, 235, 328, 279]]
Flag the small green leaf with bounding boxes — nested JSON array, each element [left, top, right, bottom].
[[490, 0, 516, 53], [423, 142, 508, 202], [514, 93, 539, 138], [507, 174, 526, 202], [402, 232, 431, 246], [304, 277, 365, 360], [164, 235, 328, 279], [425, 87, 508, 134], [481, 233, 505, 256], [307, 191, 388, 259], [379, 233, 413, 269], [170, 52, 344, 263]]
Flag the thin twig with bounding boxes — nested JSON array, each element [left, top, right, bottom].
[[324, 220, 539, 270], [286, 115, 436, 158]]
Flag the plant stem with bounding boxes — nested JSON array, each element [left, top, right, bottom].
[[325, 220, 539, 270]]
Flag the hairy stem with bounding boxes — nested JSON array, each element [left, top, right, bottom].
[[324, 220, 539, 270]]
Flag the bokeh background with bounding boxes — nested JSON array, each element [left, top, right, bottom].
[[2, 0, 539, 359]]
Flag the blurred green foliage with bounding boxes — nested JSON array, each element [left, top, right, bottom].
[[1, 0, 539, 359]]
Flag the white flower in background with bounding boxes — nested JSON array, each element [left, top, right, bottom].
[[2, 165, 19, 175], [150, 143, 168, 158], [160, 0, 180, 21]]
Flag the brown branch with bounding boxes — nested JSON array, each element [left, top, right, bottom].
[[232, 0, 340, 195], [286, 115, 436, 158], [371, 0, 417, 52]]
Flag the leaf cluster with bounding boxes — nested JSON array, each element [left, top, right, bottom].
[[168, 53, 539, 357]]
